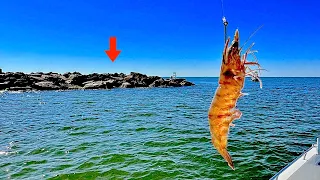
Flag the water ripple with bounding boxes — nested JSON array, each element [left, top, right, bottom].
[[0, 78, 319, 179]]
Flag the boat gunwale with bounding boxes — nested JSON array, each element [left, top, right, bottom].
[[269, 140, 318, 180]]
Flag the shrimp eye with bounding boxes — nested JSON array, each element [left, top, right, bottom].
[[232, 42, 238, 48], [223, 70, 235, 77]]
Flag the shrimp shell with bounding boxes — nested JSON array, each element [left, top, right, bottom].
[[208, 29, 261, 170]]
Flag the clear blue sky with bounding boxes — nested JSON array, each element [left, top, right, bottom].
[[0, 0, 319, 77]]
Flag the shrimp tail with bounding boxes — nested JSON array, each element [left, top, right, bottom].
[[219, 148, 235, 170]]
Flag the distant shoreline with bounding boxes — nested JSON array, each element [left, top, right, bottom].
[[0, 71, 195, 91]]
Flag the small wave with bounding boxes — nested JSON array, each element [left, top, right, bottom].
[[0, 151, 8, 155]]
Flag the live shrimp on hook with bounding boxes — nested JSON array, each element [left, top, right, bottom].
[[208, 28, 264, 170]]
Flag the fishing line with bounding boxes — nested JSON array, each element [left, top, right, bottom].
[[220, 0, 225, 17]]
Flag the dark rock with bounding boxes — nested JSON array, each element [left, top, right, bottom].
[[119, 73, 126, 78], [120, 82, 133, 88], [13, 79, 30, 87], [9, 86, 33, 91], [5, 72, 14, 76], [63, 84, 82, 90], [0, 81, 10, 90], [125, 72, 154, 87], [135, 82, 148, 87], [30, 73, 42, 77], [172, 78, 186, 83], [180, 80, 194, 86], [169, 80, 182, 87], [124, 75, 133, 82], [167, 78, 187, 87], [105, 79, 117, 88], [33, 81, 60, 90], [72, 72, 82, 75], [163, 79, 171, 86], [130, 72, 146, 77], [87, 73, 100, 81], [149, 78, 164, 87], [130, 72, 148, 80], [111, 77, 124, 81], [41, 74, 65, 84], [63, 72, 71, 78], [4, 77, 17, 85], [58, 83, 68, 90], [67, 74, 87, 85], [0, 74, 6, 83], [145, 76, 161, 85], [29, 75, 45, 82], [83, 81, 107, 89], [98, 73, 111, 81], [5, 76, 17, 82], [108, 77, 124, 87], [12, 72, 25, 79]]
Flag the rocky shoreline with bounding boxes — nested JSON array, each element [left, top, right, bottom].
[[0, 71, 195, 91]]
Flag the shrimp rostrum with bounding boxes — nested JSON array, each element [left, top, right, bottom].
[[208, 29, 262, 170]]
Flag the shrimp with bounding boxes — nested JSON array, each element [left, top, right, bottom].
[[208, 29, 262, 170]]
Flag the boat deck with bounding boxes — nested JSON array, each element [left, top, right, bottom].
[[271, 138, 320, 180], [288, 153, 320, 180]]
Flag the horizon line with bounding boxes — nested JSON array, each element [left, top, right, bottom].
[[1, 71, 320, 78]]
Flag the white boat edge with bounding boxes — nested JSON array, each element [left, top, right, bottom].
[[270, 137, 320, 180]]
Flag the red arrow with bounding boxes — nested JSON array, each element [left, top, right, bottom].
[[105, 37, 121, 62]]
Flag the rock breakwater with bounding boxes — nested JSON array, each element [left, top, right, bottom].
[[0, 72, 195, 91]]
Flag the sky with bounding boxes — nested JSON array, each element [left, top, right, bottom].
[[0, 0, 319, 77]]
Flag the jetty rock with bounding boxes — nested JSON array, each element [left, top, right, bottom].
[[0, 71, 195, 91]]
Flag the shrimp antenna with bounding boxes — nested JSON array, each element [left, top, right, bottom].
[[240, 24, 264, 51]]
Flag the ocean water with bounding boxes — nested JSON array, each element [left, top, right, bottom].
[[0, 77, 319, 180]]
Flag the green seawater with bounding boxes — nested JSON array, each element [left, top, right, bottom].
[[0, 77, 319, 180]]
